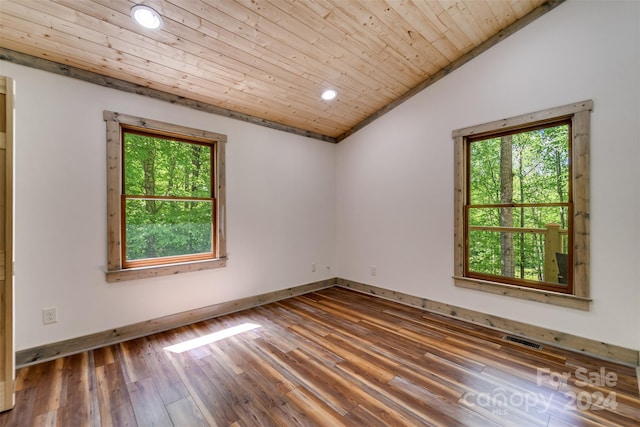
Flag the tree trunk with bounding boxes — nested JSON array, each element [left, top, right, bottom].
[[555, 150, 566, 231], [519, 147, 525, 279], [500, 135, 515, 277]]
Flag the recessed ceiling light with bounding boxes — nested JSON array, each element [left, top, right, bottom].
[[321, 89, 337, 101], [131, 5, 163, 30]]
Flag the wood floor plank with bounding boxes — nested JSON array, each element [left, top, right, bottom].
[[31, 410, 56, 427], [207, 339, 247, 376], [289, 324, 396, 382], [0, 385, 37, 426], [118, 340, 151, 384], [227, 370, 290, 427], [264, 344, 355, 416], [29, 358, 65, 417], [288, 347, 435, 426], [336, 360, 462, 425], [284, 386, 348, 427], [127, 377, 173, 427], [230, 337, 298, 395], [344, 403, 414, 427], [1, 286, 638, 426], [388, 375, 496, 427], [14, 361, 46, 391], [275, 299, 379, 350], [57, 352, 99, 427], [165, 396, 209, 427], [92, 345, 116, 368], [95, 362, 137, 427], [165, 350, 239, 426], [142, 350, 189, 405]]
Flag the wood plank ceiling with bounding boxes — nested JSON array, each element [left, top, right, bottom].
[[0, 0, 559, 142]]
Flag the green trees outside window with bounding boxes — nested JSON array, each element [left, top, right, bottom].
[[466, 122, 571, 291], [105, 111, 227, 282], [122, 130, 216, 267]]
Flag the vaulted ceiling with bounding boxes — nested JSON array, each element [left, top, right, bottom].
[[0, 0, 562, 142]]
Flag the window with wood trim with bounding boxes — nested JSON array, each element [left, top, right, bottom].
[[453, 101, 592, 309], [104, 111, 227, 282]]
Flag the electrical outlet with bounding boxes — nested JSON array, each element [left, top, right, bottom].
[[43, 307, 57, 325], [371, 266, 377, 276], [311, 262, 316, 272]]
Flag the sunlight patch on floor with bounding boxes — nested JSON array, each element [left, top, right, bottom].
[[163, 322, 261, 353]]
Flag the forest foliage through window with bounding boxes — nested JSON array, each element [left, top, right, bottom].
[[466, 121, 571, 292], [122, 129, 215, 267], [105, 111, 227, 282]]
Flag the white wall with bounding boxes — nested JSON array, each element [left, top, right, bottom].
[[0, 61, 337, 351], [336, 0, 640, 350]]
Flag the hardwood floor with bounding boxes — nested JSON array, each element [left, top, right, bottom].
[[1, 287, 638, 426]]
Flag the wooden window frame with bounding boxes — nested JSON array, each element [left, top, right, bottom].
[[104, 111, 227, 283], [452, 101, 592, 310]]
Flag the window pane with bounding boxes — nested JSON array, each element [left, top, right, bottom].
[[468, 206, 569, 285], [470, 124, 569, 205], [123, 133, 211, 198], [469, 137, 501, 205], [125, 199, 213, 261]]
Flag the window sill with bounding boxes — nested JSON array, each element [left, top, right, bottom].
[[453, 276, 591, 310], [106, 258, 227, 283]]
